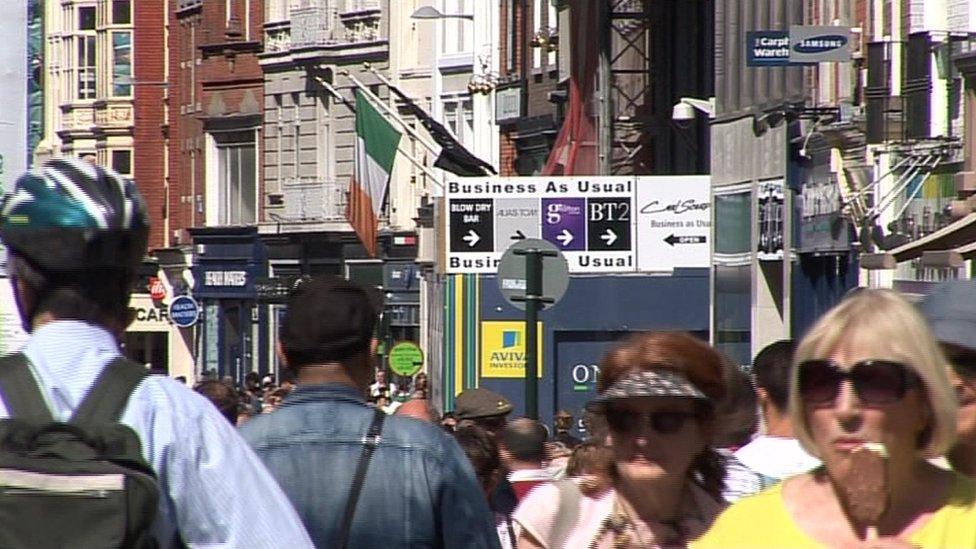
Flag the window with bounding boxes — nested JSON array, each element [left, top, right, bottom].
[[442, 97, 473, 146], [111, 150, 132, 175], [112, 0, 131, 25], [441, 0, 471, 54], [79, 7, 96, 30], [214, 131, 258, 225], [77, 35, 96, 99], [112, 31, 132, 96]]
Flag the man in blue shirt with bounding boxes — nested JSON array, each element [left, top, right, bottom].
[[0, 159, 313, 547], [241, 275, 501, 548]]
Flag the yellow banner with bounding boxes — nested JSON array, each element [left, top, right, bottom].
[[480, 321, 543, 378]]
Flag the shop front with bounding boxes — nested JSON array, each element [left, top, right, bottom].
[[190, 227, 268, 383], [122, 293, 195, 380]]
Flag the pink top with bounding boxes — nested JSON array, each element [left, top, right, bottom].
[[514, 479, 724, 549]]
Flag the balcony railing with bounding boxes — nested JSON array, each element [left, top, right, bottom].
[[291, 2, 338, 49], [280, 177, 347, 222]]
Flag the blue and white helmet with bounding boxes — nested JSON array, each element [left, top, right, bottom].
[[0, 158, 150, 276]]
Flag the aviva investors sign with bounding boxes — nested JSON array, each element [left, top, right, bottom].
[[747, 26, 851, 67]]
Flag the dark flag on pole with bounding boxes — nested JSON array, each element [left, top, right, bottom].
[[385, 85, 497, 177]]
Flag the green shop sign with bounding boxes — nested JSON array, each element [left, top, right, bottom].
[[388, 341, 424, 377]]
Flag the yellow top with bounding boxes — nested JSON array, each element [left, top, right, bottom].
[[692, 474, 976, 548]]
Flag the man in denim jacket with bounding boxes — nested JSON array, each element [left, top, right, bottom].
[[241, 276, 501, 548]]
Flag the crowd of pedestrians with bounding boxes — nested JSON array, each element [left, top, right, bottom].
[[2, 158, 976, 547]]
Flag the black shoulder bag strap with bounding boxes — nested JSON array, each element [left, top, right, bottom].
[[336, 407, 386, 549], [71, 357, 148, 424], [0, 352, 54, 421]]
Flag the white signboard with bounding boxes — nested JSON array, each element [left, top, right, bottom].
[[446, 177, 636, 274], [635, 176, 711, 272]]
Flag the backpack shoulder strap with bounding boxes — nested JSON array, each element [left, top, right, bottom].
[[337, 407, 386, 549], [0, 352, 54, 421], [71, 357, 148, 425]]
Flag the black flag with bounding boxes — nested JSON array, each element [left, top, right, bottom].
[[385, 85, 497, 176]]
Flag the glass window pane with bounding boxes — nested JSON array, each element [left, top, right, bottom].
[[230, 146, 242, 224], [218, 146, 230, 224], [241, 144, 256, 224], [713, 265, 751, 365], [112, 32, 132, 96], [714, 191, 752, 254], [111, 150, 132, 175], [112, 1, 131, 24], [79, 7, 96, 30]]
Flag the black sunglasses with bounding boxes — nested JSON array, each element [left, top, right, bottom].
[[605, 409, 699, 435], [798, 359, 922, 406]]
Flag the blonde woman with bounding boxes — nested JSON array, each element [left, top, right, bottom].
[[694, 289, 976, 548]]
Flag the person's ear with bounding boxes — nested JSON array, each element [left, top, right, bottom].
[[756, 387, 771, 408]]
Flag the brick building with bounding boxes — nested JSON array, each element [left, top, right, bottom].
[[168, 0, 264, 247], [497, 0, 563, 176]]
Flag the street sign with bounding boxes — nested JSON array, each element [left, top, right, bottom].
[[169, 295, 200, 328], [495, 197, 540, 246], [388, 341, 424, 377], [449, 198, 494, 253], [445, 177, 637, 273], [635, 175, 711, 272], [496, 239, 570, 311]]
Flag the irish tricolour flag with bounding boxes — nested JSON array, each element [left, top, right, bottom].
[[348, 89, 402, 257]]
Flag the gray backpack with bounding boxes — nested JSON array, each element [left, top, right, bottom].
[[0, 353, 159, 548]]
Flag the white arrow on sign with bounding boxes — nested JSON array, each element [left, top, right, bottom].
[[600, 228, 618, 246], [556, 229, 574, 247], [462, 229, 481, 247]]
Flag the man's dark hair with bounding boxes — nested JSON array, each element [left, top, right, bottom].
[[500, 418, 548, 463], [454, 424, 500, 494], [279, 275, 377, 369], [8, 253, 132, 326], [194, 379, 240, 425], [752, 339, 795, 411]]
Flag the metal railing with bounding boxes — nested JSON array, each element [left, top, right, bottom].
[[280, 177, 347, 222]]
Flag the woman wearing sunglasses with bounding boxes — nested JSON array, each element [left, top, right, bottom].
[[695, 289, 976, 548], [514, 331, 727, 548]]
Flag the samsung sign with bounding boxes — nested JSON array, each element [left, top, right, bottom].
[[747, 26, 851, 67], [789, 26, 851, 63]]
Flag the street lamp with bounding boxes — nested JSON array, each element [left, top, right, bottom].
[[410, 6, 474, 20], [672, 97, 715, 121]]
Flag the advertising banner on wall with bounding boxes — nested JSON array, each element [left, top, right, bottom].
[[445, 176, 711, 274], [480, 321, 544, 378]]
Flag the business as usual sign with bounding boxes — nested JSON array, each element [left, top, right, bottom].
[[447, 177, 636, 273], [445, 176, 710, 274]]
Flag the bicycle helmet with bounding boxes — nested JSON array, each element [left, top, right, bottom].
[[0, 158, 150, 277]]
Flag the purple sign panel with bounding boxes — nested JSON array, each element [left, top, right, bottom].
[[542, 198, 586, 251]]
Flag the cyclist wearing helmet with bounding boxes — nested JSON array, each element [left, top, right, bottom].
[[0, 158, 313, 547]]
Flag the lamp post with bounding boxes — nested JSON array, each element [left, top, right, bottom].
[[410, 6, 474, 20]]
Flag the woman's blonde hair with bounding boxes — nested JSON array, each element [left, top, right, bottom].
[[790, 288, 957, 459]]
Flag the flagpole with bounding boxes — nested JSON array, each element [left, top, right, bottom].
[[337, 70, 441, 158], [311, 75, 444, 189]]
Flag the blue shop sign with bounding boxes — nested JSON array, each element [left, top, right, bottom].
[[169, 295, 200, 328], [193, 263, 262, 299], [747, 31, 791, 67]]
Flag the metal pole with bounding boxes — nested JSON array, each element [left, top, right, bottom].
[[512, 248, 556, 420], [338, 70, 442, 157], [312, 75, 445, 188], [524, 250, 541, 420], [598, 0, 613, 174]]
